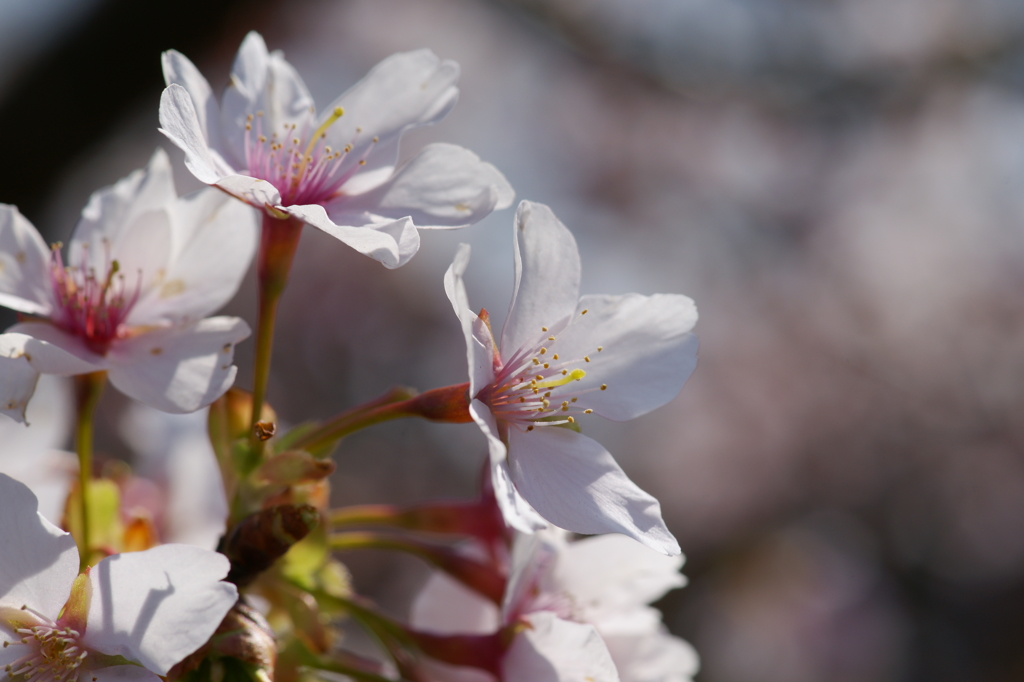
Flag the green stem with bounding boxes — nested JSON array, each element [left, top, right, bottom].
[[73, 371, 106, 567], [291, 383, 471, 455], [249, 214, 304, 456]]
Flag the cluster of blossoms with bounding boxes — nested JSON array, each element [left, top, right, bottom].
[[0, 32, 699, 682]]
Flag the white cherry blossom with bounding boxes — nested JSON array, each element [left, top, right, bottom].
[[445, 201, 698, 555], [159, 31, 514, 269], [411, 530, 698, 682], [0, 473, 238, 682], [0, 149, 255, 419]]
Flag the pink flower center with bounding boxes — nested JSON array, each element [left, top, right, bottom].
[[481, 309, 606, 431], [49, 243, 140, 355], [3, 622, 89, 682], [243, 107, 378, 207]]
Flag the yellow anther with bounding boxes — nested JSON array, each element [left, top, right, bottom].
[[258, 135, 267, 143], [542, 327, 548, 332], [245, 123, 252, 131], [535, 369, 586, 389], [357, 126, 363, 133], [519, 397, 526, 402], [597, 346, 603, 352], [581, 309, 588, 315], [543, 363, 549, 369], [527, 425, 534, 431], [536, 375, 544, 381], [571, 397, 577, 402], [359, 159, 366, 165], [372, 136, 379, 143], [548, 336, 556, 341], [540, 348, 547, 355], [561, 369, 568, 375], [553, 354, 559, 360], [568, 416, 575, 423], [345, 144, 353, 152], [600, 384, 607, 390], [533, 358, 540, 365], [584, 409, 593, 414], [544, 392, 551, 397], [333, 106, 344, 117], [584, 356, 590, 362]]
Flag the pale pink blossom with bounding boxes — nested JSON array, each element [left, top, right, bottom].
[[445, 201, 698, 554], [0, 149, 255, 419], [0, 473, 238, 682], [159, 32, 513, 269], [412, 530, 698, 682]]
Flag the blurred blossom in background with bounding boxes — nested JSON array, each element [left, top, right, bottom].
[[5, 0, 1024, 679]]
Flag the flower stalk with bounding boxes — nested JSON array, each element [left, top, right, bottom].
[[250, 214, 304, 456], [291, 383, 471, 455], [73, 370, 106, 567], [329, 530, 505, 603]]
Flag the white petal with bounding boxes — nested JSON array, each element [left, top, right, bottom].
[[219, 33, 315, 167], [91, 665, 163, 682], [129, 188, 257, 326], [162, 49, 222, 155], [503, 533, 554, 620], [0, 374, 77, 520], [83, 544, 237, 675], [1, 326, 106, 375], [160, 84, 237, 184], [286, 203, 419, 269], [555, 294, 698, 421], [337, 143, 513, 229], [501, 202, 581, 356], [0, 204, 53, 315], [106, 317, 249, 413], [216, 175, 283, 211], [444, 245, 497, 395], [322, 50, 459, 185], [410, 571, 500, 635], [503, 612, 619, 682], [0, 473, 79, 619], [491, 457, 547, 536], [508, 428, 680, 556], [70, 150, 176, 272], [603, 630, 699, 682], [0, 351, 39, 423], [555, 535, 684, 621], [110, 210, 174, 310]]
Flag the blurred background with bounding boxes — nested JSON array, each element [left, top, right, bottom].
[[4, 0, 1024, 679]]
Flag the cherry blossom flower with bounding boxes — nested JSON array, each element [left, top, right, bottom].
[[445, 201, 698, 555], [411, 530, 698, 682], [0, 149, 255, 418], [0, 473, 238, 682], [159, 31, 514, 269]]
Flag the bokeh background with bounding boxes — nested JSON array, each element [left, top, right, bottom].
[[4, 0, 1024, 679]]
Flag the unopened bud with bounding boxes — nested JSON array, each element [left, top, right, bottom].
[[220, 505, 320, 586]]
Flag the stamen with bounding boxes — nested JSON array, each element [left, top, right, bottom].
[[535, 369, 586, 390]]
